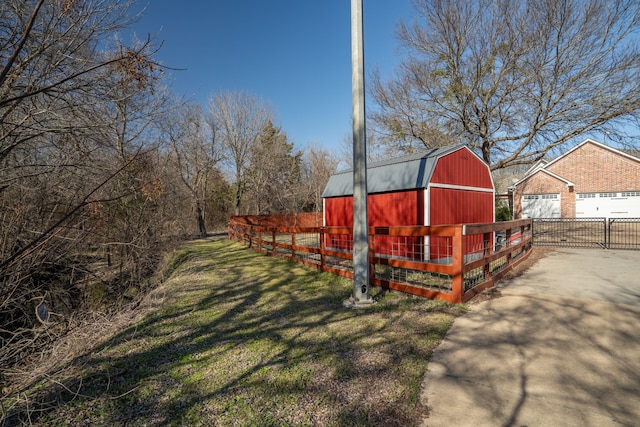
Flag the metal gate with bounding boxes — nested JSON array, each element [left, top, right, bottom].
[[532, 218, 640, 250]]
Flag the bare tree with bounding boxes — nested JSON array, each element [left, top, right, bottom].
[[303, 145, 339, 213], [208, 91, 272, 216], [90, 46, 172, 281], [162, 102, 223, 237], [0, 0, 170, 379], [370, 0, 640, 169]]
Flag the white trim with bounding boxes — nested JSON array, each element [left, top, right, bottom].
[[424, 188, 430, 261], [322, 198, 326, 227], [523, 159, 549, 176], [424, 188, 430, 226], [493, 191, 496, 222], [428, 182, 495, 193], [513, 168, 575, 188], [539, 169, 575, 186]]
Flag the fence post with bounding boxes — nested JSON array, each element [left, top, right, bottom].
[[257, 228, 262, 252], [271, 229, 276, 255], [291, 231, 296, 259], [369, 228, 376, 284], [451, 225, 464, 303], [506, 226, 513, 264], [320, 227, 326, 271], [483, 231, 491, 279]]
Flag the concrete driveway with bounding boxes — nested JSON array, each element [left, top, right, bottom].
[[421, 248, 640, 427]]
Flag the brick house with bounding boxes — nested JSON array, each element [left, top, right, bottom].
[[512, 139, 640, 219]]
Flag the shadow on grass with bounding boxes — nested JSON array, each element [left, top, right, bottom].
[[4, 239, 463, 427]]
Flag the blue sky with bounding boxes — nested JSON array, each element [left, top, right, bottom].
[[132, 1, 414, 154]]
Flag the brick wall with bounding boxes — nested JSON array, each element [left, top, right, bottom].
[[548, 142, 640, 192], [513, 140, 640, 218], [513, 172, 575, 217]]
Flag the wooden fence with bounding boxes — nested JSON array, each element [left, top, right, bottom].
[[228, 215, 533, 303]]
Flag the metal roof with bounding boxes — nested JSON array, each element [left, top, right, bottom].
[[322, 145, 466, 198]]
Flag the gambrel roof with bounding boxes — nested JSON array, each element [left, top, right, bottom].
[[322, 145, 471, 198]]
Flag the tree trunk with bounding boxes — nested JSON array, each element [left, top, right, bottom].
[[234, 181, 243, 216], [196, 202, 207, 238]]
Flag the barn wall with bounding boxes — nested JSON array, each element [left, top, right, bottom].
[[324, 196, 353, 227], [370, 191, 423, 258], [429, 187, 494, 225], [370, 190, 423, 226], [428, 187, 494, 261], [324, 189, 423, 227], [431, 148, 493, 189], [324, 190, 424, 258], [323, 148, 496, 261], [326, 188, 495, 260]]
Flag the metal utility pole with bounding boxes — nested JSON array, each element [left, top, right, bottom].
[[348, 0, 373, 306]]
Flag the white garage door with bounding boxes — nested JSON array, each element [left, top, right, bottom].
[[576, 192, 640, 218], [521, 193, 561, 218]]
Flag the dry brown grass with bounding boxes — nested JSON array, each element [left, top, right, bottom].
[[1, 238, 466, 426]]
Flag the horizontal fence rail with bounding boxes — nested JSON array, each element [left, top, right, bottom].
[[228, 216, 533, 303], [532, 218, 640, 250]]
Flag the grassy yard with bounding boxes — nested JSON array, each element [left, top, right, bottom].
[[3, 238, 465, 426]]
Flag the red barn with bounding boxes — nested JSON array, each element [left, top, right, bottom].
[[322, 145, 495, 261]]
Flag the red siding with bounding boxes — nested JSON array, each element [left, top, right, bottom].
[[324, 149, 495, 261], [370, 191, 423, 258], [325, 190, 424, 257], [325, 189, 423, 227], [325, 197, 353, 226], [429, 188, 494, 225], [431, 148, 493, 189], [429, 188, 494, 261], [370, 190, 423, 226]]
